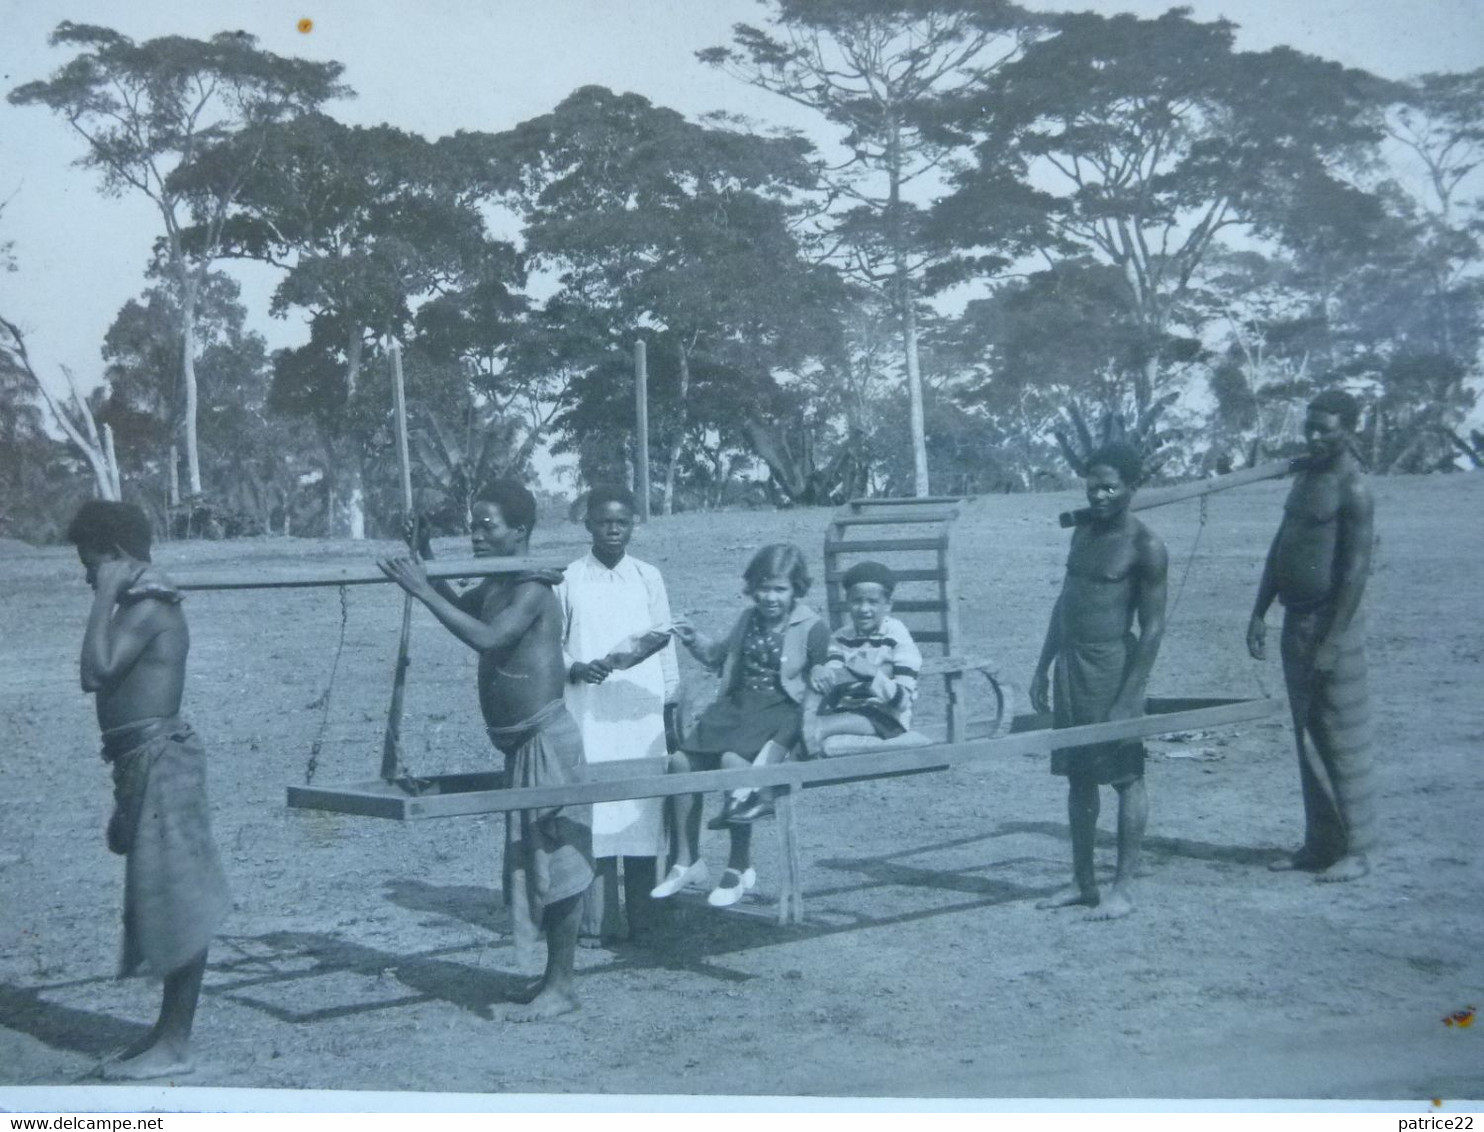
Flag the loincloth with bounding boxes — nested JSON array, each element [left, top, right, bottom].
[[1280, 607, 1375, 856], [487, 700, 594, 943], [1050, 635, 1146, 785], [101, 716, 230, 978]]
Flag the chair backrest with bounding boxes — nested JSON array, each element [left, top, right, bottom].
[[822, 496, 969, 739]]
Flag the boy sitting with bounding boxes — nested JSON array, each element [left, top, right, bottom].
[[804, 561, 924, 757]]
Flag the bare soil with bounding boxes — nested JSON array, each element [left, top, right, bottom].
[[1, 476, 1480, 1102]]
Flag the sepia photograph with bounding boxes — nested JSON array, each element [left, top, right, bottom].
[[0, 0, 1480, 1113]]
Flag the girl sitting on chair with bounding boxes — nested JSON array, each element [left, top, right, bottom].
[[652, 544, 829, 908]]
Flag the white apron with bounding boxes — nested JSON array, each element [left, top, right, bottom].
[[558, 553, 677, 859]]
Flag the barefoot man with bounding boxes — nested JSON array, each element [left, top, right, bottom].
[[385, 482, 593, 1021], [1031, 443, 1168, 921], [67, 501, 230, 1079], [1248, 390, 1376, 883]]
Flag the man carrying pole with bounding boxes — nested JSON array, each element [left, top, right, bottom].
[[382, 482, 593, 1021], [1248, 390, 1376, 883], [1031, 442, 1168, 921], [67, 501, 230, 1078]]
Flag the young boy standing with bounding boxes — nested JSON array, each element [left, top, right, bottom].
[[67, 501, 230, 1079], [557, 485, 678, 944], [804, 560, 923, 756]]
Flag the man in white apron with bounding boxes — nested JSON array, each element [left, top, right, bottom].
[[558, 485, 679, 943]]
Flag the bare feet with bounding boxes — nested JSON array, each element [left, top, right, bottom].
[[1268, 848, 1327, 873], [506, 984, 579, 1023], [1037, 886, 1099, 911], [1316, 854, 1369, 883], [116, 1027, 160, 1062], [1084, 886, 1134, 921], [100, 1043, 195, 1081]]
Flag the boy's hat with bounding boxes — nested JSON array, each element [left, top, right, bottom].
[[840, 560, 896, 595]]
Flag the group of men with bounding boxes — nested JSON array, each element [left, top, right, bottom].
[[64, 389, 1376, 1075]]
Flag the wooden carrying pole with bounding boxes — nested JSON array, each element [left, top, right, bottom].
[[634, 339, 651, 522], [1059, 458, 1302, 528], [170, 556, 565, 592], [382, 342, 416, 782]]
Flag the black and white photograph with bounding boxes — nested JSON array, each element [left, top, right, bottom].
[[0, 0, 1480, 1112]]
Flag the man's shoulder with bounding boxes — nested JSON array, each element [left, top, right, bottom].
[[1131, 517, 1168, 555]]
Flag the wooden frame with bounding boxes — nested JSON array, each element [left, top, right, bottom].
[[821, 496, 1011, 741], [287, 695, 1280, 922]]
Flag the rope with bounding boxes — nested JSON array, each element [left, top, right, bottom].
[[303, 583, 350, 786], [1166, 493, 1207, 623]]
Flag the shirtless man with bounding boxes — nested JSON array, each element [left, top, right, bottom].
[[1248, 390, 1376, 883], [66, 501, 229, 1079], [1031, 443, 1168, 921], [383, 482, 592, 1021]]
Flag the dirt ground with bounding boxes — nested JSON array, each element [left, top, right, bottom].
[[1, 475, 1480, 1104]]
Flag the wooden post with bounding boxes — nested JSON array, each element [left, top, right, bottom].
[[634, 339, 651, 522], [776, 786, 804, 925], [381, 342, 416, 783]]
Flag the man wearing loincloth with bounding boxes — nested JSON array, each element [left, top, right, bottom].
[[1248, 390, 1376, 883], [67, 501, 230, 1080], [1030, 443, 1168, 921], [384, 481, 592, 1021]]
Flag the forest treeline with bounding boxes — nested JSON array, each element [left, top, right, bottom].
[[2, 4, 1481, 543]]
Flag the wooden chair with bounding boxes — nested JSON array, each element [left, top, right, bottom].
[[820, 496, 1013, 745]]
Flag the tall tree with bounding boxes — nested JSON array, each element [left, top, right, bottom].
[[701, 0, 1038, 496], [101, 264, 251, 506], [100, 267, 304, 530], [0, 202, 111, 520], [1383, 68, 1484, 361], [192, 112, 517, 536], [933, 9, 1384, 424], [9, 22, 348, 500], [500, 86, 845, 511]]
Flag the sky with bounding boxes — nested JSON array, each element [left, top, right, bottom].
[[2, 0, 1482, 424]]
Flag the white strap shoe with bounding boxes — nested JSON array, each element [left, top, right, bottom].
[[650, 860, 709, 899], [706, 867, 757, 907]]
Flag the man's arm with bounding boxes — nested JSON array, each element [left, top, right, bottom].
[[1247, 518, 1287, 660], [1315, 474, 1374, 667], [1030, 594, 1063, 714], [81, 588, 165, 691], [1111, 530, 1169, 718], [379, 557, 545, 653]]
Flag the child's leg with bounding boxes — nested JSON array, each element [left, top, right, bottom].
[[727, 822, 753, 874], [665, 751, 703, 866], [104, 949, 207, 1079], [811, 712, 879, 755], [509, 893, 582, 1022]]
